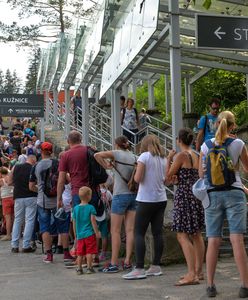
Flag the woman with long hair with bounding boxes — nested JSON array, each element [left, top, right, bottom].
[[94, 135, 137, 273], [167, 128, 205, 286], [200, 111, 248, 298], [123, 134, 167, 280]]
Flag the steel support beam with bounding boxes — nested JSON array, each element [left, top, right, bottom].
[[45, 90, 49, 124], [169, 0, 183, 149], [81, 87, 89, 145], [111, 89, 121, 147], [165, 75, 171, 119], [188, 84, 193, 113], [132, 80, 137, 104], [189, 68, 211, 85], [40, 118, 45, 142], [53, 89, 58, 130], [246, 74, 248, 106], [95, 84, 100, 104], [64, 88, 70, 137], [148, 79, 155, 109], [184, 77, 190, 113], [121, 84, 128, 100]]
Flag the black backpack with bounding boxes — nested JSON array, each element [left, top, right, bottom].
[[42, 159, 59, 197], [87, 147, 108, 187]]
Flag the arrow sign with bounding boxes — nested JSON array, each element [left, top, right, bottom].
[[8, 108, 13, 113], [196, 14, 248, 51], [214, 27, 226, 40]]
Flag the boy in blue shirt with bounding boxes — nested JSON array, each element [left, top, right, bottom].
[[196, 98, 220, 151], [73, 186, 100, 275]]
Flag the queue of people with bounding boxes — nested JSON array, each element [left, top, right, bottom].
[[0, 105, 248, 299]]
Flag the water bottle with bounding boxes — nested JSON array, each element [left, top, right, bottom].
[[202, 155, 208, 186]]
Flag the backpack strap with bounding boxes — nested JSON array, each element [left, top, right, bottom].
[[121, 108, 126, 125], [205, 139, 214, 149], [203, 115, 208, 138], [134, 108, 139, 123], [223, 137, 235, 147]]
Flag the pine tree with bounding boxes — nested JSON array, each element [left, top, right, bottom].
[[25, 48, 41, 93], [3, 69, 22, 93], [0, 70, 4, 93]]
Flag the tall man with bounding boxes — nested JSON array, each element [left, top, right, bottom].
[[9, 155, 37, 253], [195, 98, 221, 152]]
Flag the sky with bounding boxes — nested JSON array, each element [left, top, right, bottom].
[[0, 2, 30, 81]]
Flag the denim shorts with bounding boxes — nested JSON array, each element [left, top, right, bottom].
[[56, 211, 71, 234], [37, 206, 57, 235], [97, 220, 109, 238], [205, 189, 247, 237], [37, 206, 71, 235], [111, 194, 137, 215]]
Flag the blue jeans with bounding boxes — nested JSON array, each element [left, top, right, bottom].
[[11, 197, 37, 249], [205, 189, 247, 237]]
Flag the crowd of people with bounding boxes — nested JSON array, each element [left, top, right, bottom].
[[0, 97, 248, 299]]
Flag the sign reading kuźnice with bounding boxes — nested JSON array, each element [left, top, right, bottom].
[[0, 94, 44, 117], [196, 14, 248, 50]]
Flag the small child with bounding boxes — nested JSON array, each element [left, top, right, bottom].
[[73, 186, 100, 275], [97, 183, 112, 261]]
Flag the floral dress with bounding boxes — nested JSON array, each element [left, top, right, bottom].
[[172, 167, 204, 234]]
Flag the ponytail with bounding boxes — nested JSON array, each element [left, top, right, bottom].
[[215, 118, 228, 145], [215, 111, 235, 145]]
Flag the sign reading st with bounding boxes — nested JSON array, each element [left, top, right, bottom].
[[0, 94, 44, 117], [196, 14, 248, 50]]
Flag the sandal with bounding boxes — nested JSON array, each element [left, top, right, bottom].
[[175, 278, 200, 286], [180, 273, 204, 281]]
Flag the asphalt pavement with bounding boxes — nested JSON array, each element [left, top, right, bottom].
[[0, 241, 245, 300]]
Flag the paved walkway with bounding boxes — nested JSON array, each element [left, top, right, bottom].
[[0, 242, 244, 300]]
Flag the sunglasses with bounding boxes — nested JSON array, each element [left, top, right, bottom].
[[211, 107, 219, 111]]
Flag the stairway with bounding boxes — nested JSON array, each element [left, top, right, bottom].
[[44, 125, 67, 155]]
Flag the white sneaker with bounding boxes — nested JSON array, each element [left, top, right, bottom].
[[122, 268, 147, 280], [145, 265, 162, 276]]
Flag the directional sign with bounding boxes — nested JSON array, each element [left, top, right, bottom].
[[0, 94, 44, 117], [196, 14, 248, 51]]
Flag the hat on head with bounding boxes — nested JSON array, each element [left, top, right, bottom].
[[192, 178, 210, 209], [41, 141, 53, 153]]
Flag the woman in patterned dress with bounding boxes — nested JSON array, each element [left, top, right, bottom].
[[167, 128, 205, 286]]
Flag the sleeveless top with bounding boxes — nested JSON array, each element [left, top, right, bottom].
[[1, 178, 14, 199]]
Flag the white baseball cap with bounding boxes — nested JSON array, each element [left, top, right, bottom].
[[192, 178, 210, 209]]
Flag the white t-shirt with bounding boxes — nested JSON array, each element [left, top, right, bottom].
[[201, 138, 245, 189], [136, 152, 167, 203], [62, 183, 72, 212]]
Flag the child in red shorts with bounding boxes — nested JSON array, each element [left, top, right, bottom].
[[73, 186, 101, 275]]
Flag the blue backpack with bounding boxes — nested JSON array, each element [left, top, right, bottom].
[[205, 138, 236, 189]]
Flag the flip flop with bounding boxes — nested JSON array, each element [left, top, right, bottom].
[[175, 278, 200, 286]]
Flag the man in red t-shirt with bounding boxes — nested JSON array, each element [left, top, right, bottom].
[[57, 131, 89, 208]]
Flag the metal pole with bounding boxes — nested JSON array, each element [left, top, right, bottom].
[[132, 80, 137, 104], [95, 84, 100, 104], [165, 75, 171, 119], [246, 74, 248, 106], [81, 87, 89, 145], [111, 88, 121, 147], [184, 77, 189, 113], [53, 89, 58, 130], [188, 83, 193, 113], [148, 79, 155, 109], [40, 118, 45, 142], [45, 90, 49, 124], [65, 88, 70, 137], [169, 0, 183, 149]]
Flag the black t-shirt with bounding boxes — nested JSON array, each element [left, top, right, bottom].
[[10, 136, 22, 153], [13, 163, 38, 199]]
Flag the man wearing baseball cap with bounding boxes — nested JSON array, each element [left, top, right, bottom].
[[29, 141, 57, 263]]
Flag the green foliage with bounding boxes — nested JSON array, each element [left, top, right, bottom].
[[203, 0, 212, 9], [232, 100, 248, 126], [193, 70, 246, 115], [135, 82, 148, 111]]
